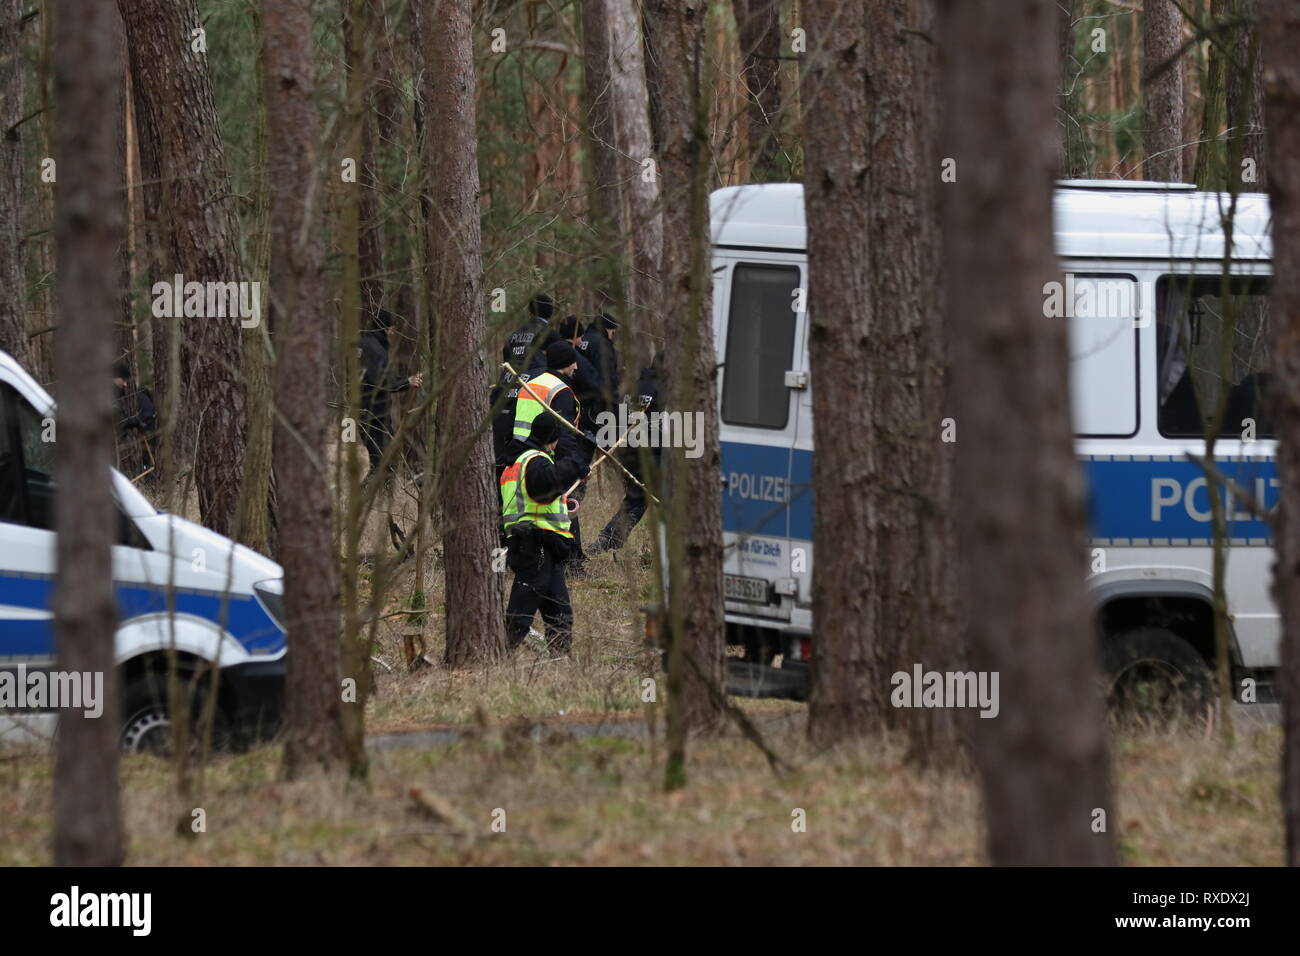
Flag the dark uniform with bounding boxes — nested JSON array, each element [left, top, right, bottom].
[[491, 298, 560, 468], [501, 415, 589, 654], [578, 313, 619, 432], [591, 359, 661, 554], [360, 319, 415, 475]]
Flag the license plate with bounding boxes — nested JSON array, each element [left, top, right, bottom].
[[724, 574, 769, 603]]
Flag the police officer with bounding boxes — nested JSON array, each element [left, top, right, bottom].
[[501, 341, 594, 568], [579, 312, 619, 429], [491, 294, 560, 469], [590, 353, 662, 554], [560, 314, 601, 432], [501, 414, 590, 655]]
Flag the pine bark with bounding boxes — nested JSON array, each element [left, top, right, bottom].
[[1143, 0, 1186, 181], [51, 0, 126, 867], [118, 0, 248, 537], [800, 0, 877, 740], [0, 0, 32, 369], [1261, 0, 1300, 868], [419, 0, 507, 667], [939, 0, 1116, 865], [644, 0, 725, 747], [265, 0, 346, 777], [582, 0, 663, 355], [1225, 0, 1265, 189], [732, 0, 782, 180]]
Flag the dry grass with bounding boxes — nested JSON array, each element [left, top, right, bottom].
[[1, 473, 1282, 865], [0, 722, 1281, 865]]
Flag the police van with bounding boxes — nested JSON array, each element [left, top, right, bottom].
[[0, 351, 286, 751], [711, 181, 1275, 704]]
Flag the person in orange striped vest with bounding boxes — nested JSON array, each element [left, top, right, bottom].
[[497, 340, 596, 570], [500, 414, 590, 655]]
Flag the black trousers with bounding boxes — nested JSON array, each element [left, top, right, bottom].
[[505, 530, 573, 653], [594, 451, 656, 551], [361, 417, 389, 475], [595, 488, 648, 552]]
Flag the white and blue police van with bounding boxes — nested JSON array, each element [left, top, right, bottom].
[[0, 351, 286, 751], [711, 180, 1275, 704]]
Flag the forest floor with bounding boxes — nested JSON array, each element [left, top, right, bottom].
[[0, 717, 1282, 865], [0, 473, 1287, 864]]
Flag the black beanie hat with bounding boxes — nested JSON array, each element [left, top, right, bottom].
[[528, 293, 555, 320], [529, 413, 563, 446], [558, 314, 580, 339], [546, 340, 578, 370]]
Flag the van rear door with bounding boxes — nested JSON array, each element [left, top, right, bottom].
[[715, 255, 804, 622]]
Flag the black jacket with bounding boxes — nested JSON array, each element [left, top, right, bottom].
[[497, 372, 593, 471], [360, 328, 412, 427], [493, 316, 560, 458], [507, 437, 590, 557], [516, 437, 590, 503], [502, 316, 558, 375], [571, 347, 602, 432], [620, 363, 663, 478], [114, 385, 157, 436], [579, 325, 619, 410]]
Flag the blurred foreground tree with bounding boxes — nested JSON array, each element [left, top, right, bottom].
[[51, 0, 126, 866], [1261, 0, 1300, 867], [939, 0, 1116, 866], [265, 0, 346, 777]]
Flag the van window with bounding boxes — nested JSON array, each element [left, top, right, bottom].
[[0, 384, 149, 548], [1156, 275, 1273, 439], [721, 263, 800, 429], [1067, 274, 1140, 437]]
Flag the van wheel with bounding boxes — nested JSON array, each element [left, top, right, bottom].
[[119, 674, 230, 756], [1103, 627, 1214, 723]]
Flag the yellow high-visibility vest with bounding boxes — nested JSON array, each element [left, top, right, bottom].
[[499, 448, 573, 538], [512, 371, 578, 441]]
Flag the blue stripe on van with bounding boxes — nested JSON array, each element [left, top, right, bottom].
[[721, 440, 1276, 547], [720, 441, 813, 540], [0, 572, 285, 657], [1082, 454, 1275, 544]]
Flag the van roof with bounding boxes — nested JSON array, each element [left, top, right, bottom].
[[710, 181, 1272, 262]]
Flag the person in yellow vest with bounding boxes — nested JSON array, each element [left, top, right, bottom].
[[500, 413, 590, 655], [499, 340, 596, 573]]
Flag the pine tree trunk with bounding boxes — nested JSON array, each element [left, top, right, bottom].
[[51, 0, 126, 867], [0, 0, 33, 369], [732, 0, 782, 180], [644, 0, 725, 753], [582, 0, 662, 356], [938, 0, 1116, 866], [419, 0, 507, 667], [800, 0, 879, 741], [1143, 0, 1186, 181], [1195, 0, 1229, 188], [1260, 0, 1300, 869], [1226, 0, 1265, 189], [265, 0, 346, 778], [119, 0, 248, 538]]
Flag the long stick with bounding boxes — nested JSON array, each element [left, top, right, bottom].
[[502, 361, 657, 497], [565, 426, 660, 502]]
